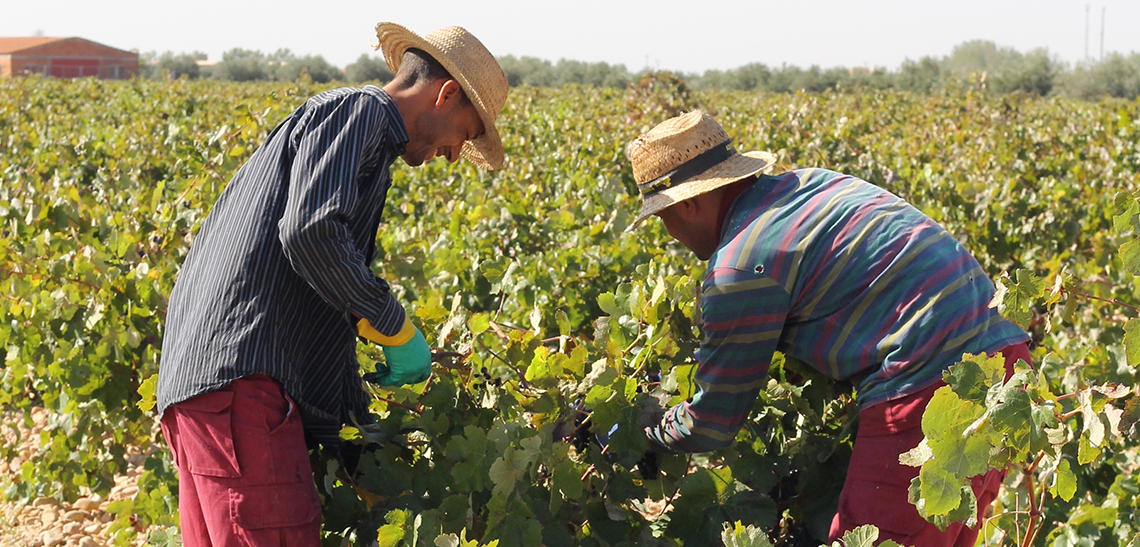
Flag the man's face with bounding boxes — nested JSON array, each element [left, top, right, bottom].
[[403, 88, 486, 167], [654, 200, 719, 261]]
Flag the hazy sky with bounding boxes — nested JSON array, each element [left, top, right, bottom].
[[5, 1, 1139, 73]]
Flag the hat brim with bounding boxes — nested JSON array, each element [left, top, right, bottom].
[[376, 23, 504, 170], [625, 150, 777, 233]]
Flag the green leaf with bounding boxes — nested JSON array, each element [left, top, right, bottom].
[[549, 457, 583, 514], [468, 313, 491, 335], [721, 521, 774, 547], [1113, 200, 1140, 234], [1068, 495, 1119, 527], [1120, 397, 1140, 440], [989, 269, 1045, 329], [136, 374, 157, 413], [908, 477, 978, 531], [1119, 239, 1140, 276], [1123, 318, 1140, 367], [921, 386, 984, 443], [1078, 433, 1102, 465], [988, 374, 1053, 456], [1050, 458, 1077, 502], [597, 292, 619, 316], [918, 463, 964, 515], [376, 509, 410, 547], [555, 309, 570, 337], [838, 524, 879, 547], [927, 430, 992, 479], [1078, 389, 1105, 447], [943, 353, 1006, 404]]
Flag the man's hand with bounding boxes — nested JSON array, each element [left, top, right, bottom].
[[377, 328, 431, 386], [357, 315, 431, 386]]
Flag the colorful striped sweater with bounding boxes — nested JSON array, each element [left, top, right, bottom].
[[647, 168, 1028, 453]]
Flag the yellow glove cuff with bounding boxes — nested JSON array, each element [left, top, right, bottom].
[[357, 314, 416, 346]]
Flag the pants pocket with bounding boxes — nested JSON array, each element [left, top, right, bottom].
[[229, 481, 321, 547], [172, 390, 241, 478]]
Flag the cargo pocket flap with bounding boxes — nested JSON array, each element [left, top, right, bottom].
[[177, 390, 234, 413], [173, 390, 240, 478], [230, 482, 320, 530]]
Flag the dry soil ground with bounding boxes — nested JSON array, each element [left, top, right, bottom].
[[0, 408, 156, 547]]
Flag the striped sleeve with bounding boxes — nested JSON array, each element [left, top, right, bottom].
[[647, 266, 790, 453], [278, 92, 406, 337]]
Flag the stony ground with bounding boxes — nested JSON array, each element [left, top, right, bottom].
[[0, 407, 156, 547]]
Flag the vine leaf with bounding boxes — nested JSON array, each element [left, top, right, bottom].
[[376, 509, 410, 547], [721, 521, 774, 547], [989, 269, 1045, 329], [1050, 459, 1077, 502], [943, 353, 1005, 404], [1119, 240, 1140, 277], [136, 373, 158, 413], [1123, 318, 1140, 367], [836, 524, 876, 547], [1120, 398, 1140, 439]]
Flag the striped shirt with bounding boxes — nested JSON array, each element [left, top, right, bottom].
[[648, 168, 1028, 453], [157, 85, 409, 444]]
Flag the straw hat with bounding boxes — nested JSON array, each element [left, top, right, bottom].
[[626, 111, 776, 231], [375, 23, 508, 170]]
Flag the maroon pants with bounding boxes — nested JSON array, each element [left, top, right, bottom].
[[160, 375, 321, 547], [829, 343, 1033, 546]]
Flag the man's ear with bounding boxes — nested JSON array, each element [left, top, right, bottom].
[[434, 79, 464, 109]]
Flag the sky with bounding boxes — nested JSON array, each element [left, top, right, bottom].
[[5, 1, 1140, 74]]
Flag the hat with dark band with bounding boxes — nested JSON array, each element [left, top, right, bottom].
[[375, 23, 508, 170], [626, 110, 776, 231]]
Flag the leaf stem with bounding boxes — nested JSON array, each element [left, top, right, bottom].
[[1066, 289, 1140, 313], [474, 337, 531, 390]]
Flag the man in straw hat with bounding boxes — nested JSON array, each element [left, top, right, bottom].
[[626, 110, 1031, 546], [155, 23, 508, 546]]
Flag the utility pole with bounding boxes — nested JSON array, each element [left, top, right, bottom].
[[1100, 6, 1106, 60], [1084, 4, 1089, 61]]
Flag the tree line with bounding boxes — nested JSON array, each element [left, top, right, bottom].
[[138, 40, 1140, 101]]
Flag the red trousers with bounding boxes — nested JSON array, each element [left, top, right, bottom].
[[160, 375, 321, 547], [829, 343, 1032, 546]]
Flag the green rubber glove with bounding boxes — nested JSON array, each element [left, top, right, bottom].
[[377, 327, 431, 386]]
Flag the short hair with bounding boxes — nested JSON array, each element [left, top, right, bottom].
[[392, 49, 471, 105], [396, 48, 452, 86]]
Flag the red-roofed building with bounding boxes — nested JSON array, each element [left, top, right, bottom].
[[0, 37, 138, 79]]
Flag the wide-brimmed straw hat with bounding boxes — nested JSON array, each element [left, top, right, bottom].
[[375, 23, 508, 170], [626, 111, 776, 231]]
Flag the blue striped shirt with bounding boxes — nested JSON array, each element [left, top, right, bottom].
[[157, 85, 409, 444], [648, 169, 1028, 453]]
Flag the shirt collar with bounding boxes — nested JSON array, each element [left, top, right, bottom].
[[366, 85, 409, 155]]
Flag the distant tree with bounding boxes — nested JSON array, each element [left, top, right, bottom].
[[344, 54, 393, 83], [276, 55, 341, 83], [729, 63, 772, 91], [542, 59, 630, 88], [212, 48, 270, 81], [851, 67, 894, 90], [583, 61, 631, 88], [767, 65, 805, 93], [497, 55, 555, 87], [136, 50, 158, 79], [897, 56, 943, 93], [157, 51, 206, 80], [943, 40, 1062, 96], [998, 49, 1061, 96], [944, 40, 1020, 76], [1056, 53, 1140, 100]]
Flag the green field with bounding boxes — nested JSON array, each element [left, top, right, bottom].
[[2, 75, 1139, 547]]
